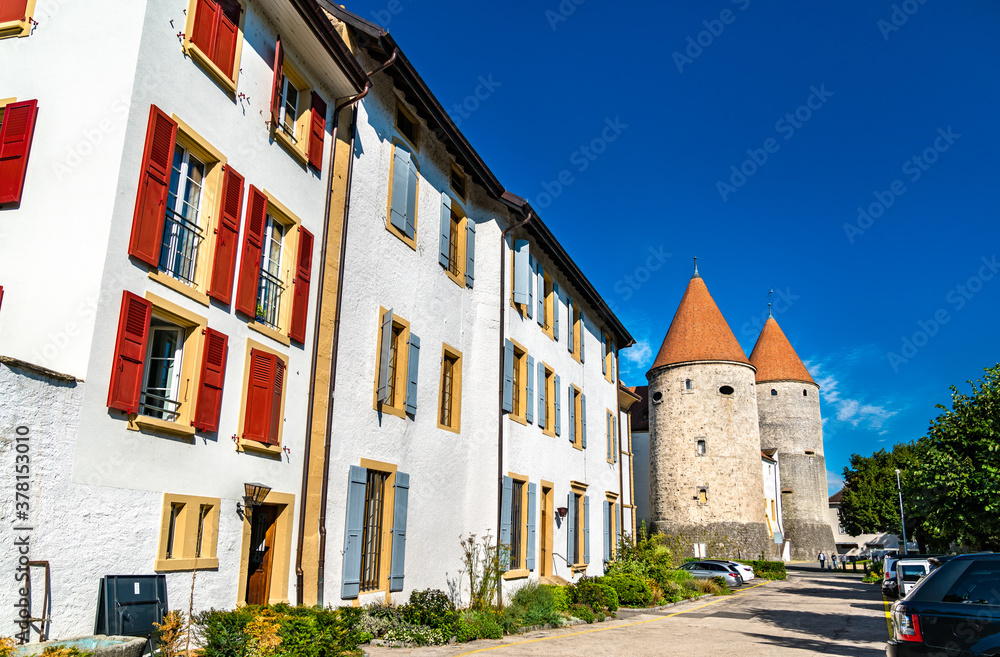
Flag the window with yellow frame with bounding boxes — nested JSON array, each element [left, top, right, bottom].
[[373, 307, 414, 419], [182, 0, 247, 96], [438, 344, 462, 433], [247, 191, 303, 347], [542, 271, 556, 340], [569, 385, 583, 449], [569, 482, 589, 569], [508, 340, 528, 423], [440, 196, 469, 287], [542, 363, 556, 437], [386, 141, 419, 249], [502, 472, 530, 579], [272, 57, 313, 167], [155, 493, 220, 571], [0, 0, 36, 39]]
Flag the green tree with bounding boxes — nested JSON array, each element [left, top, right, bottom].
[[906, 365, 1000, 551], [838, 443, 919, 537]]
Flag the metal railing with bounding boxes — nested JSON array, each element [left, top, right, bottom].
[[160, 208, 204, 285], [139, 391, 182, 422], [256, 270, 285, 330]]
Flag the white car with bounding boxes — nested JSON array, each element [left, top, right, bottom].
[[703, 559, 755, 582], [895, 559, 931, 597]]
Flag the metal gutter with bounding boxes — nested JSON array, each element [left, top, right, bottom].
[[291, 0, 370, 92]]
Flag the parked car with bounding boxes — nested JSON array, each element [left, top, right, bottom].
[[678, 561, 743, 587], [887, 553, 1000, 656], [702, 559, 755, 582], [895, 559, 931, 597], [883, 554, 944, 599]]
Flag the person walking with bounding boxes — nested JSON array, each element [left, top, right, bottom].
[[831, 553, 838, 570], [818, 551, 827, 570]]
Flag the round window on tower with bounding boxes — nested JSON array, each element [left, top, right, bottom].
[[651, 391, 663, 404], [719, 385, 734, 396]]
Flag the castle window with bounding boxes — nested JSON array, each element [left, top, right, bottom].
[[803, 389, 808, 396], [804, 450, 815, 455], [651, 391, 663, 404], [696, 439, 706, 456], [685, 379, 693, 390], [770, 389, 777, 396], [718, 385, 734, 396], [697, 487, 708, 505]]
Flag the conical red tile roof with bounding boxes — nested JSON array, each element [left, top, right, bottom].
[[748, 316, 815, 384], [648, 274, 750, 371]]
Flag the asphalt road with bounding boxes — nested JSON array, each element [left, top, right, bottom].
[[365, 567, 889, 657]]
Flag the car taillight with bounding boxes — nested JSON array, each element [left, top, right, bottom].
[[893, 610, 922, 643], [885, 571, 891, 579]]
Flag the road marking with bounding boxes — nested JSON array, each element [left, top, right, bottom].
[[882, 594, 893, 638], [454, 581, 770, 656]]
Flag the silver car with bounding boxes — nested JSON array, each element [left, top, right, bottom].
[[702, 559, 755, 582], [678, 561, 743, 587]]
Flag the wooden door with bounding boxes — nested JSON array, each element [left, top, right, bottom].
[[540, 487, 552, 577], [246, 505, 277, 605]]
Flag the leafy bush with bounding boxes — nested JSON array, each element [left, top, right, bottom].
[[195, 605, 257, 657], [602, 571, 652, 607], [571, 578, 618, 613], [739, 560, 787, 580], [507, 583, 562, 627], [568, 604, 595, 624], [543, 584, 570, 612], [381, 623, 449, 646], [0, 637, 14, 657], [401, 589, 458, 630], [455, 610, 503, 641], [194, 604, 367, 657]]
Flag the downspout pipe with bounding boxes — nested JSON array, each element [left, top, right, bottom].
[[497, 209, 533, 602], [297, 48, 398, 606]]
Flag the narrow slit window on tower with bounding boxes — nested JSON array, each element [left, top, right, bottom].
[[697, 488, 708, 504], [684, 379, 693, 390], [770, 389, 777, 396], [696, 439, 706, 456], [803, 389, 808, 396]]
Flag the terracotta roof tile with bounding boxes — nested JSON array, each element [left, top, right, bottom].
[[648, 275, 750, 372], [748, 317, 815, 384]]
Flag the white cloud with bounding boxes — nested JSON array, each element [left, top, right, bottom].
[[827, 469, 845, 495], [622, 339, 653, 367], [806, 358, 897, 434]]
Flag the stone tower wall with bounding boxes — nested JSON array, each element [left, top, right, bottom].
[[647, 361, 771, 559], [757, 380, 836, 560]]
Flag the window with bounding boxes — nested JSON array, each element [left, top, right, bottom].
[[567, 384, 583, 448], [771, 389, 777, 396], [0, 0, 35, 39], [269, 52, 323, 168], [719, 385, 734, 396], [239, 343, 287, 450], [602, 331, 615, 382], [685, 379, 693, 391], [438, 195, 475, 287], [160, 145, 206, 285], [698, 487, 709, 505], [651, 390, 663, 404], [605, 409, 617, 462], [386, 143, 419, 248], [804, 389, 808, 396], [395, 103, 419, 150], [450, 164, 467, 200], [0, 98, 37, 205], [374, 308, 419, 418], [941, 562, 1000, 605], [438, 345, 462, 432], [697, 439, 706, 455], [257, 214, 286, 330], [107, 291, 226, 438], [540, 364, 559, 437], [341, 461, 409, 599], [155, 493, 221, 571], [279, 76, 301, 139], [511, 240, 532, 314], [503, 340, 531, 423], [604, 494, 619, 564], [568, 484, 589, 568], [569, 301, 583, 361], [184, 0, 246, 93], [501, 474, 532, 577], [542, 272, 556, 339]]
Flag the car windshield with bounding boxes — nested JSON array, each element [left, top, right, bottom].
[[941, 564, 1000, 605], [900, 565, 926, 581]]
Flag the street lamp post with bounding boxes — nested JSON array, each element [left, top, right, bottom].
[[895, 469, 908, 556]]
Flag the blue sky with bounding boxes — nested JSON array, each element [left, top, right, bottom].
[[347, 0, 1000, 492]]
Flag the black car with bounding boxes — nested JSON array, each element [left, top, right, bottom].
[[887, 553, 1000, 656]]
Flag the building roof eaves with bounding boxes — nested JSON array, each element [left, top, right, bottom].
[[294, 0, 370, 92]]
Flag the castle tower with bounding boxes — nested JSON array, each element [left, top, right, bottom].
[[750, 314, 836, 561], [646, 266, 771, 558]]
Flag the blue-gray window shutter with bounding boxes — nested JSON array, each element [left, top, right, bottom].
[[502, 339, 514, 413], [612, 417, 617, 463], [603, 500, 611, 564], [581, 393, 587, 449], [566, 297, 573, 353], [568, 385, 575, 445], [404, 156, 418, 239], [526, 482, 537, 571], [465, 220, 475, 287], [525, 355, 535, 423], [526, 257, 534, 319], [377, 308, 393, 404], [405, 333, 419, 415], [389, 471, 409, 591], [553, 374, 561, 436], [438, 193, 451, 268], [567, 492, 575, 563], [513, 240, 530, 305], [537, 361, 546, 428], [500, 475, 513, 571], [390, 148, 411, 233], [606, 412, 612, 461], [610, 339, 616, 380], [552, 284, 560, 341], [584, 495, 591, 564], [601, 329, 607, 375], [615, 503, 621, 552], [580, 313, 585, 363], [341, 465, 368, 599], [536, 262, 545, 326]]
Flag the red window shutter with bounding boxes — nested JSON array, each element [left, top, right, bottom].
[[234, 185, 267, 317], [129, 105, 177, 267], [0, 0, 29, 23], [288, 227, 313, 343], [268, 357, 285, 444], [190, 0, 219, 57], [107, 291, 152, 413], [243, 349, 274, 442], [0, 285, 4, 313], [307, 92, 327, 171], [0, 99, 38, 206], [270, 37, 284, 130], [209, 165, 244, 304], [192, 328, 229, 432], [212, 4, 240, 76]]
